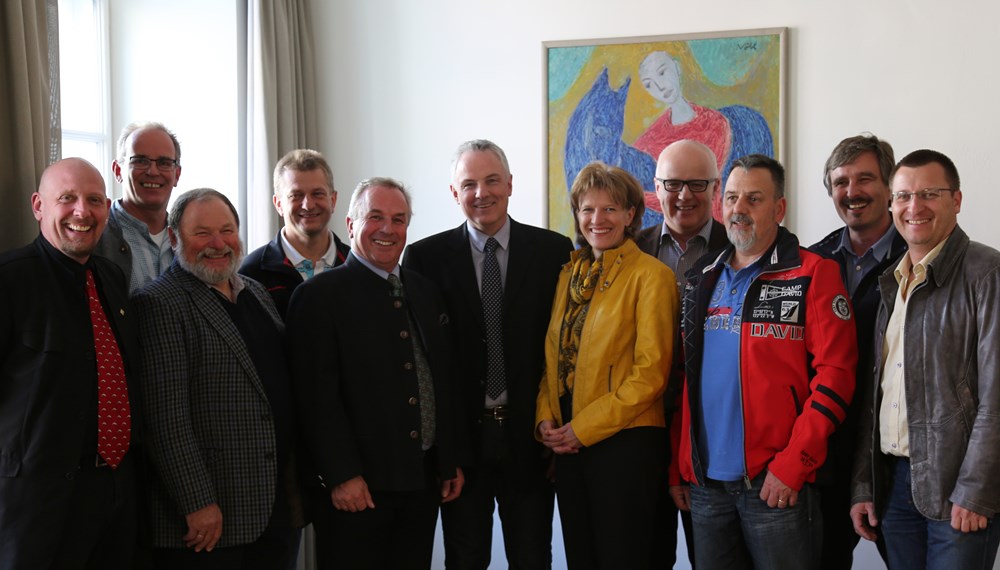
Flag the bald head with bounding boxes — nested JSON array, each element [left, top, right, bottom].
[[654, 140, 719, 243], [32, 158, 109, 263]]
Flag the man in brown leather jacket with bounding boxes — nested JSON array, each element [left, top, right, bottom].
[[850, 149, 1000, 570]]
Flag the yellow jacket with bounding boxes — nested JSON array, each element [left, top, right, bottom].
[[536, 239, 678, 447]]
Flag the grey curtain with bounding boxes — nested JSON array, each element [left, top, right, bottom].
[[245, 2, 320, 567], [0, 0, 60, 251], [245, 0, 319, 249]]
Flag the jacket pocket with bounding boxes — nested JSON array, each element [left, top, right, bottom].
[[0, 448, 21, 477], [789, 386, 803, 415]]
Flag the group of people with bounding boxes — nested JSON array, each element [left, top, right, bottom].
[[0, 121, 997, 570]]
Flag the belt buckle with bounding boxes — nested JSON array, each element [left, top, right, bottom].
[[486, 405, 508, 425]]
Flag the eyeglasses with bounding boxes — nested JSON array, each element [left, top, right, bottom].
[[891, 188, 954, 204], [655, 178, 714, 193], [129, 155, 179, 171]]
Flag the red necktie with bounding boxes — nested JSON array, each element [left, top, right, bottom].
[[86, 270, 131, 468]]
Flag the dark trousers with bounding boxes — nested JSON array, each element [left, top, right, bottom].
[[555, 427, 667, 570], [654, 492, 696, 569], [816, 479, 887, 570], [440, 415, 554, 569], [312, 463, 441, 570], [50, 453, 137, 570]]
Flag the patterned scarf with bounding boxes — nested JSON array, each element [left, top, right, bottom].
[[557, 248, 603, 419]]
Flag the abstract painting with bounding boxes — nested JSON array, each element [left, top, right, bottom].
[[545, 28, 786, 236]]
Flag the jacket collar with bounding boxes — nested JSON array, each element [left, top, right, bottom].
[[699, 226, 801, 276], [924, 225, 969, 288]]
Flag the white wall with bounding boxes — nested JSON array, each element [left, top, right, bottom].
[[309, 1, 999, 569], [311, 0, 1000, 251], [108, 0, 239, 207]]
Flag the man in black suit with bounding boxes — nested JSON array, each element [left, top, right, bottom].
[[404, 139, 573, 569], [809, 134, 904, 570], [240, 148, 350, 317], [287, 177, 464, 570], [0, 158, 138, 568], [635, 139, 730, 569]]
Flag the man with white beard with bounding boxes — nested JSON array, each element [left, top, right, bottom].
[[134, 189, 302, 569]]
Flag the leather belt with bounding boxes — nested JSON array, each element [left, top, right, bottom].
[[483, 405, 508, 423]]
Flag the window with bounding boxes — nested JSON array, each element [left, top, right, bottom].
[[58, 0, 112, 188]]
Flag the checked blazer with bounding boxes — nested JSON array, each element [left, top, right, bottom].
[[133, 262, 284, 548]]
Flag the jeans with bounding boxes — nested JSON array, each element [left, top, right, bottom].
[[689, 470, 821, 570], [881, 457, 1000, 570]]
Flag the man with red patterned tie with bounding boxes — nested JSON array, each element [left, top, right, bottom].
[[0, 158, 138, 568]]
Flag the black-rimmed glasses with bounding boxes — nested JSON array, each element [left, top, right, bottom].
[[655, 178, 714, 193], [129, 155, 179, 171]]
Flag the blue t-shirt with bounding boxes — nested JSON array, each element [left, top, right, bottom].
[[698, 259, 764, 481]]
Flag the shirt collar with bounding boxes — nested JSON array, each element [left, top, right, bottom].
[[353, 253, 399, 281], [660, 218, 713, 248], [112, 198, 163, 235], [279, 229, 339, 268], [894, 234, 948, 284], [466, 216, 511, 252], [833, 224, 898, 262]]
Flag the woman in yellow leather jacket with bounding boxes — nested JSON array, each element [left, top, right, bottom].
[[537, 161, 679, 569]]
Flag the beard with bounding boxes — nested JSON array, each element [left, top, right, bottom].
[[176, 237, 244, 286], [726, 213, 757, 252]]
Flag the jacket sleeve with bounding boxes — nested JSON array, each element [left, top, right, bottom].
[[951, 263, 1000, 516], [571, 263, 678, 446], [134, 290, 217, 515], [769, 257, 858, 490]]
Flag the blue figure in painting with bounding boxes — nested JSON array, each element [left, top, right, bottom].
[[564, 68, 661, 228]]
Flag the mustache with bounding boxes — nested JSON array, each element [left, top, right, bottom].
[[196, 246, 234, 260], [728, 214, 753, 226]]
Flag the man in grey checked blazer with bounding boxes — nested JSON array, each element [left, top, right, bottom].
[[134, 189, 301, 569]]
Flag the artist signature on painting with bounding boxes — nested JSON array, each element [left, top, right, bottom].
[[736, 41, 758, 51]]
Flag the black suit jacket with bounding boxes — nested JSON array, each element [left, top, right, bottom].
[[0, 237, 137, 567], [403, 220, 573, 483], [286, 254, 459, 492], [809, 226, 907, 487], [240, 231, 350, 318]]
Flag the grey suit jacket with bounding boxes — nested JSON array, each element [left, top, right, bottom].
[[133, 262, 283, 548]]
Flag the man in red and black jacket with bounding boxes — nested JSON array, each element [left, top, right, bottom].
[[668, 154, 857, 570]]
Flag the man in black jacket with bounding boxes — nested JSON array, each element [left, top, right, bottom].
[[404, 140, 572, 569], [241, 149, 350, 317], [810, 134, 904, 569]]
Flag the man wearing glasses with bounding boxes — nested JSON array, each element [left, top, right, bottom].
[[809, 134, 905, 570], [97, 121, 182, 293], [636, 139, 729, 569], [851, 150, 1000, 570]]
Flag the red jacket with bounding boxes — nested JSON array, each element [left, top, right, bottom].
[[670, 227, 857, 491]]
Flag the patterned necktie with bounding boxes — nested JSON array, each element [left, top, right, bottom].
[[299, 259, 315, 279], [388, 274, 436, 450], [482, 237, 507, 400], [86, 270, 131, 468]]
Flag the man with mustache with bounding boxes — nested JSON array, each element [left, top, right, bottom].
[[809, 134, 905, 569], [0, 158, 138, 568], [671, 154, 857, 569], [97, 122, 183, 293], [134, 189, 301, 569]]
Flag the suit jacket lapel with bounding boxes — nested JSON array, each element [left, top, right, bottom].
[[450, 225, 486, 332], [503, 219, 531, 316], [174, 267, 268, 398]]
